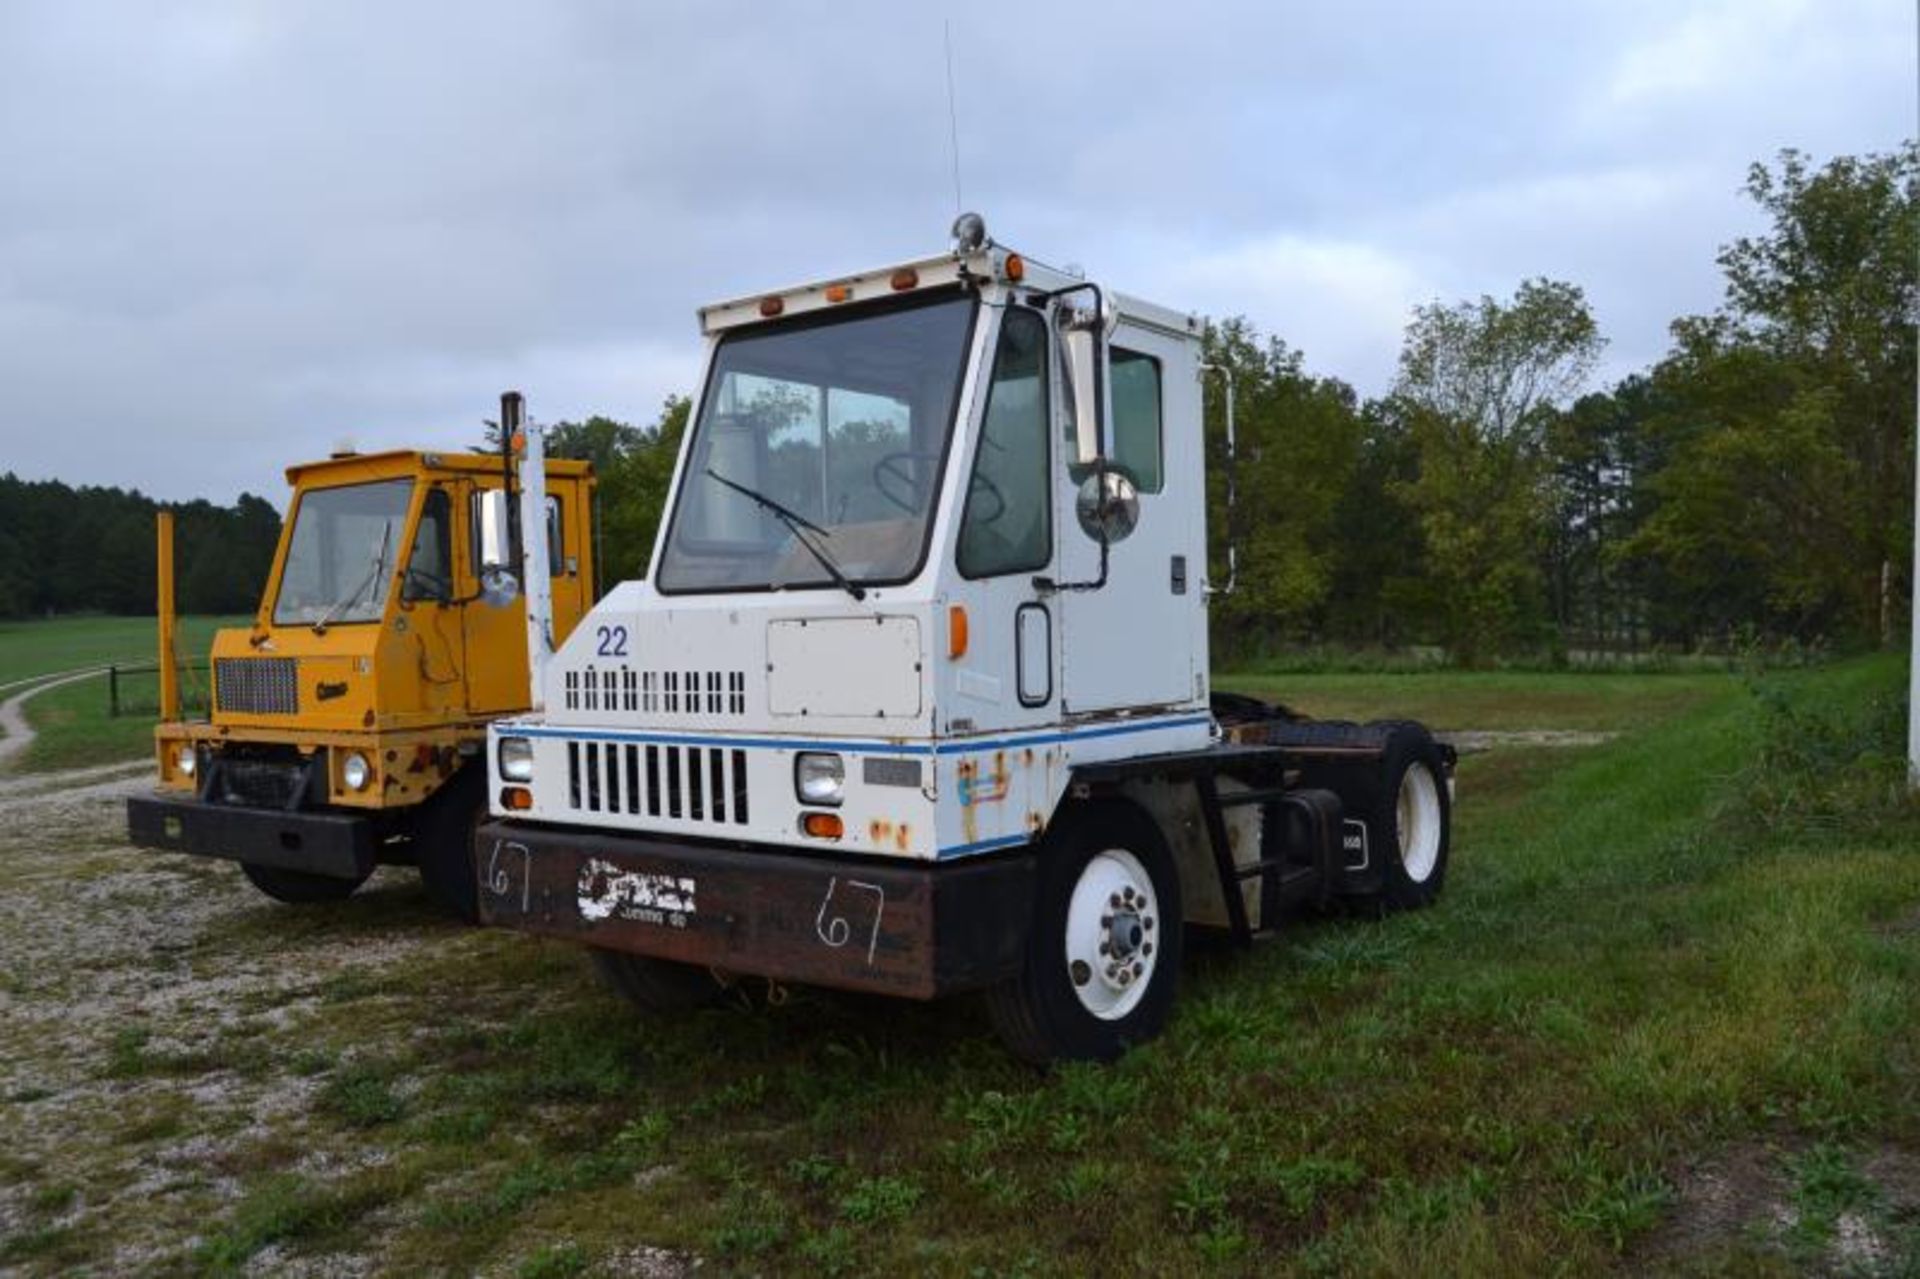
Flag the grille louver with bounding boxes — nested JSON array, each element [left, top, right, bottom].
[[566, 740, 749, 826], [563, 666, 747, 717], [214, 657, 299, 715]]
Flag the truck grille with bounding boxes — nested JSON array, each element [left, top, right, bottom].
[[216, 758, 304, 808], [214, 657, 299, 715], [562, 666, 747, 717], [565, 740, 750, 826]]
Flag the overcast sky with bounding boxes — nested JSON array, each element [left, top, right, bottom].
[[0, 0, 1911, 504]]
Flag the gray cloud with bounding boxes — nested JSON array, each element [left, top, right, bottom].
[[0, 0, 1908, 503]]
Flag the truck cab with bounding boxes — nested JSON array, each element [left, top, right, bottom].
[[479, 219, 1453, 1062], [129, 446, 595, 918]]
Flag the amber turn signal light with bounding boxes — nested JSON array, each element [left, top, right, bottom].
[[501, 786, 532, 811], [1004, 253, 1025, 282], [825, 283, 852, 303], [890, 268, 919, 291], [759, 295, 785, 317], [802, 812, 844, 839], [948, 605, 969, 660]]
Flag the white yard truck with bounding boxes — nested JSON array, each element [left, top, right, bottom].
[[475, 216, 1455, 1063]]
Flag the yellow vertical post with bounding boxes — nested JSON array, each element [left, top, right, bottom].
[[157, 511, 179, 722]]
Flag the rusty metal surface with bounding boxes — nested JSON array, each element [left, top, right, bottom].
[[476, 820, 1034, 1000]]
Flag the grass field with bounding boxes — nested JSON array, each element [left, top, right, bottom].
[[0, 615, 237, 687], [0, 616, 239, 773], [0, 655, 1915, 1275]]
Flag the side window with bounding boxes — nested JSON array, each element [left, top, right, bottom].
[[1109, 348, 1164, 494], [403, 488, 452, 601], [958, 308, 1050, 578]]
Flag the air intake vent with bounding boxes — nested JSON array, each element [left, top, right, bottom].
[[566, 739, 749, 826], [214, 657, 298, 715], [563, 666, 747, 717]]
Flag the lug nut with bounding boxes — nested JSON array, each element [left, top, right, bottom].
[[1100, 914, 1112, 928], [1143, 942, 1154, 956], [1144, 917, 1154, 931], [1098, 942, 1109, 956], [1132, 961, 1144, 977], [1110, 892, 1122, 909]]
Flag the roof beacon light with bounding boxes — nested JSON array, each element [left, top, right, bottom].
[[890, 268, 919, 291], [951, 210, 988, 253], [759, 295, 785, 318]]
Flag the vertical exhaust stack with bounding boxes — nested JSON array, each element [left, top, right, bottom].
[[156, 511, 179, 721], [512, 397, 555, 715]]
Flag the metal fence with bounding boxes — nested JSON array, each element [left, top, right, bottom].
[[107, 662, 210, 718]]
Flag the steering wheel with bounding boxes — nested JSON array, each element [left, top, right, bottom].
[[873, 450, 944, 513], [964, 471, 1008, 524], [403, 564, 452, 601]]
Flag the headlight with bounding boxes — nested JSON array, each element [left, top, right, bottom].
[[498, 736, 534, 783], [795, 752, 845, 806], [342, 752, 371, 791], [176, 744, 197, 777]]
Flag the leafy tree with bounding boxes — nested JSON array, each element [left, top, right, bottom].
[[1630, 144, 1918, 644], [1391, 280, 1604, 662], [1200, 319, 1379, 659]]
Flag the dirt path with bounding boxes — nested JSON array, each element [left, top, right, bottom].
[[0, 668, 109, 772]]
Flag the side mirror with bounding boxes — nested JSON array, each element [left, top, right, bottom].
[[1076, 470, 1140, 545], [1062, 322, 1103, 467], [476, 488, 512, 567]]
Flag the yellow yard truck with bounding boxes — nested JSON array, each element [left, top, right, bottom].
[[128, 397, 595, 918]]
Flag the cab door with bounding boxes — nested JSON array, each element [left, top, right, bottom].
[[1054, 322, 1199, 715]]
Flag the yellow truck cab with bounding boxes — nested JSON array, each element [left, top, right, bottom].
[[128, 439, 595, 918]]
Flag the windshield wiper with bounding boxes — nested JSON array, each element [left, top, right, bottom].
[[312, 521, 395, 634], [705, 468, 866, 601]]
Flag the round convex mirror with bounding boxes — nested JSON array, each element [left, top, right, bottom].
[[1075, 471, 1140, 544], [479, 566, 521, 608]]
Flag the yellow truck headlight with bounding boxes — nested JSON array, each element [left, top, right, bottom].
[[795, 752, 845, 806], [176, 744, 197, 777], [342, 752, 371, 791], [498, 736, 534, 783]]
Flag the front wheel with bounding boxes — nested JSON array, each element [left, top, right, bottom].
[[590, 949, 729, 1013], [413, 771, 484, 922], [241, 860, 368, 904], [985, 802, 1184, 1066]]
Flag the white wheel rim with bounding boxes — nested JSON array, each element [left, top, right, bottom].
[[1397, 762, 1442, 883], [1064, 848, 1159, 1021]]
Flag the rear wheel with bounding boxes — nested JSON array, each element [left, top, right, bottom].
[[240, 861, 367, 904], [985, 802, 1184, 1066], [1367, 726, 1451, 911], [590, 949, 728, 1013], [414, 770, 484, 921]]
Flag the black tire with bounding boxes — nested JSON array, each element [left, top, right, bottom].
[[240, 860, 367, 904], [413, 769, 484, 922], [590, 949, 728, 1013], [985, 801, 1184, 1066], [1367, 725, 1452, 911]]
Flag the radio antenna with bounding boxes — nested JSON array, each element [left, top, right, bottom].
[[943, 19, 964, 214]]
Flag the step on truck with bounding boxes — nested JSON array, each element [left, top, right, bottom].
[[128, 401, 595, 919], [476, 216, 1455, 1061]]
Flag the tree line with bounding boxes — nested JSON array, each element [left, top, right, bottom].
[[0, 476, 281, 618], [1199, 142, 1916, 662], [6, 144, 1911, 667]]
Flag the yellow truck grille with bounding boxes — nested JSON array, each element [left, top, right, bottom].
[[214, 657, 299, 715]]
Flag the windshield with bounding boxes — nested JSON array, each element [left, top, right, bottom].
[[656, 291, 976, 594], [272, 479, 414, 625]]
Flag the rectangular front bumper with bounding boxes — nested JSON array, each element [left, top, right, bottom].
[[127, 794, 376, 881], [475, 819, 1035, 1000]]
